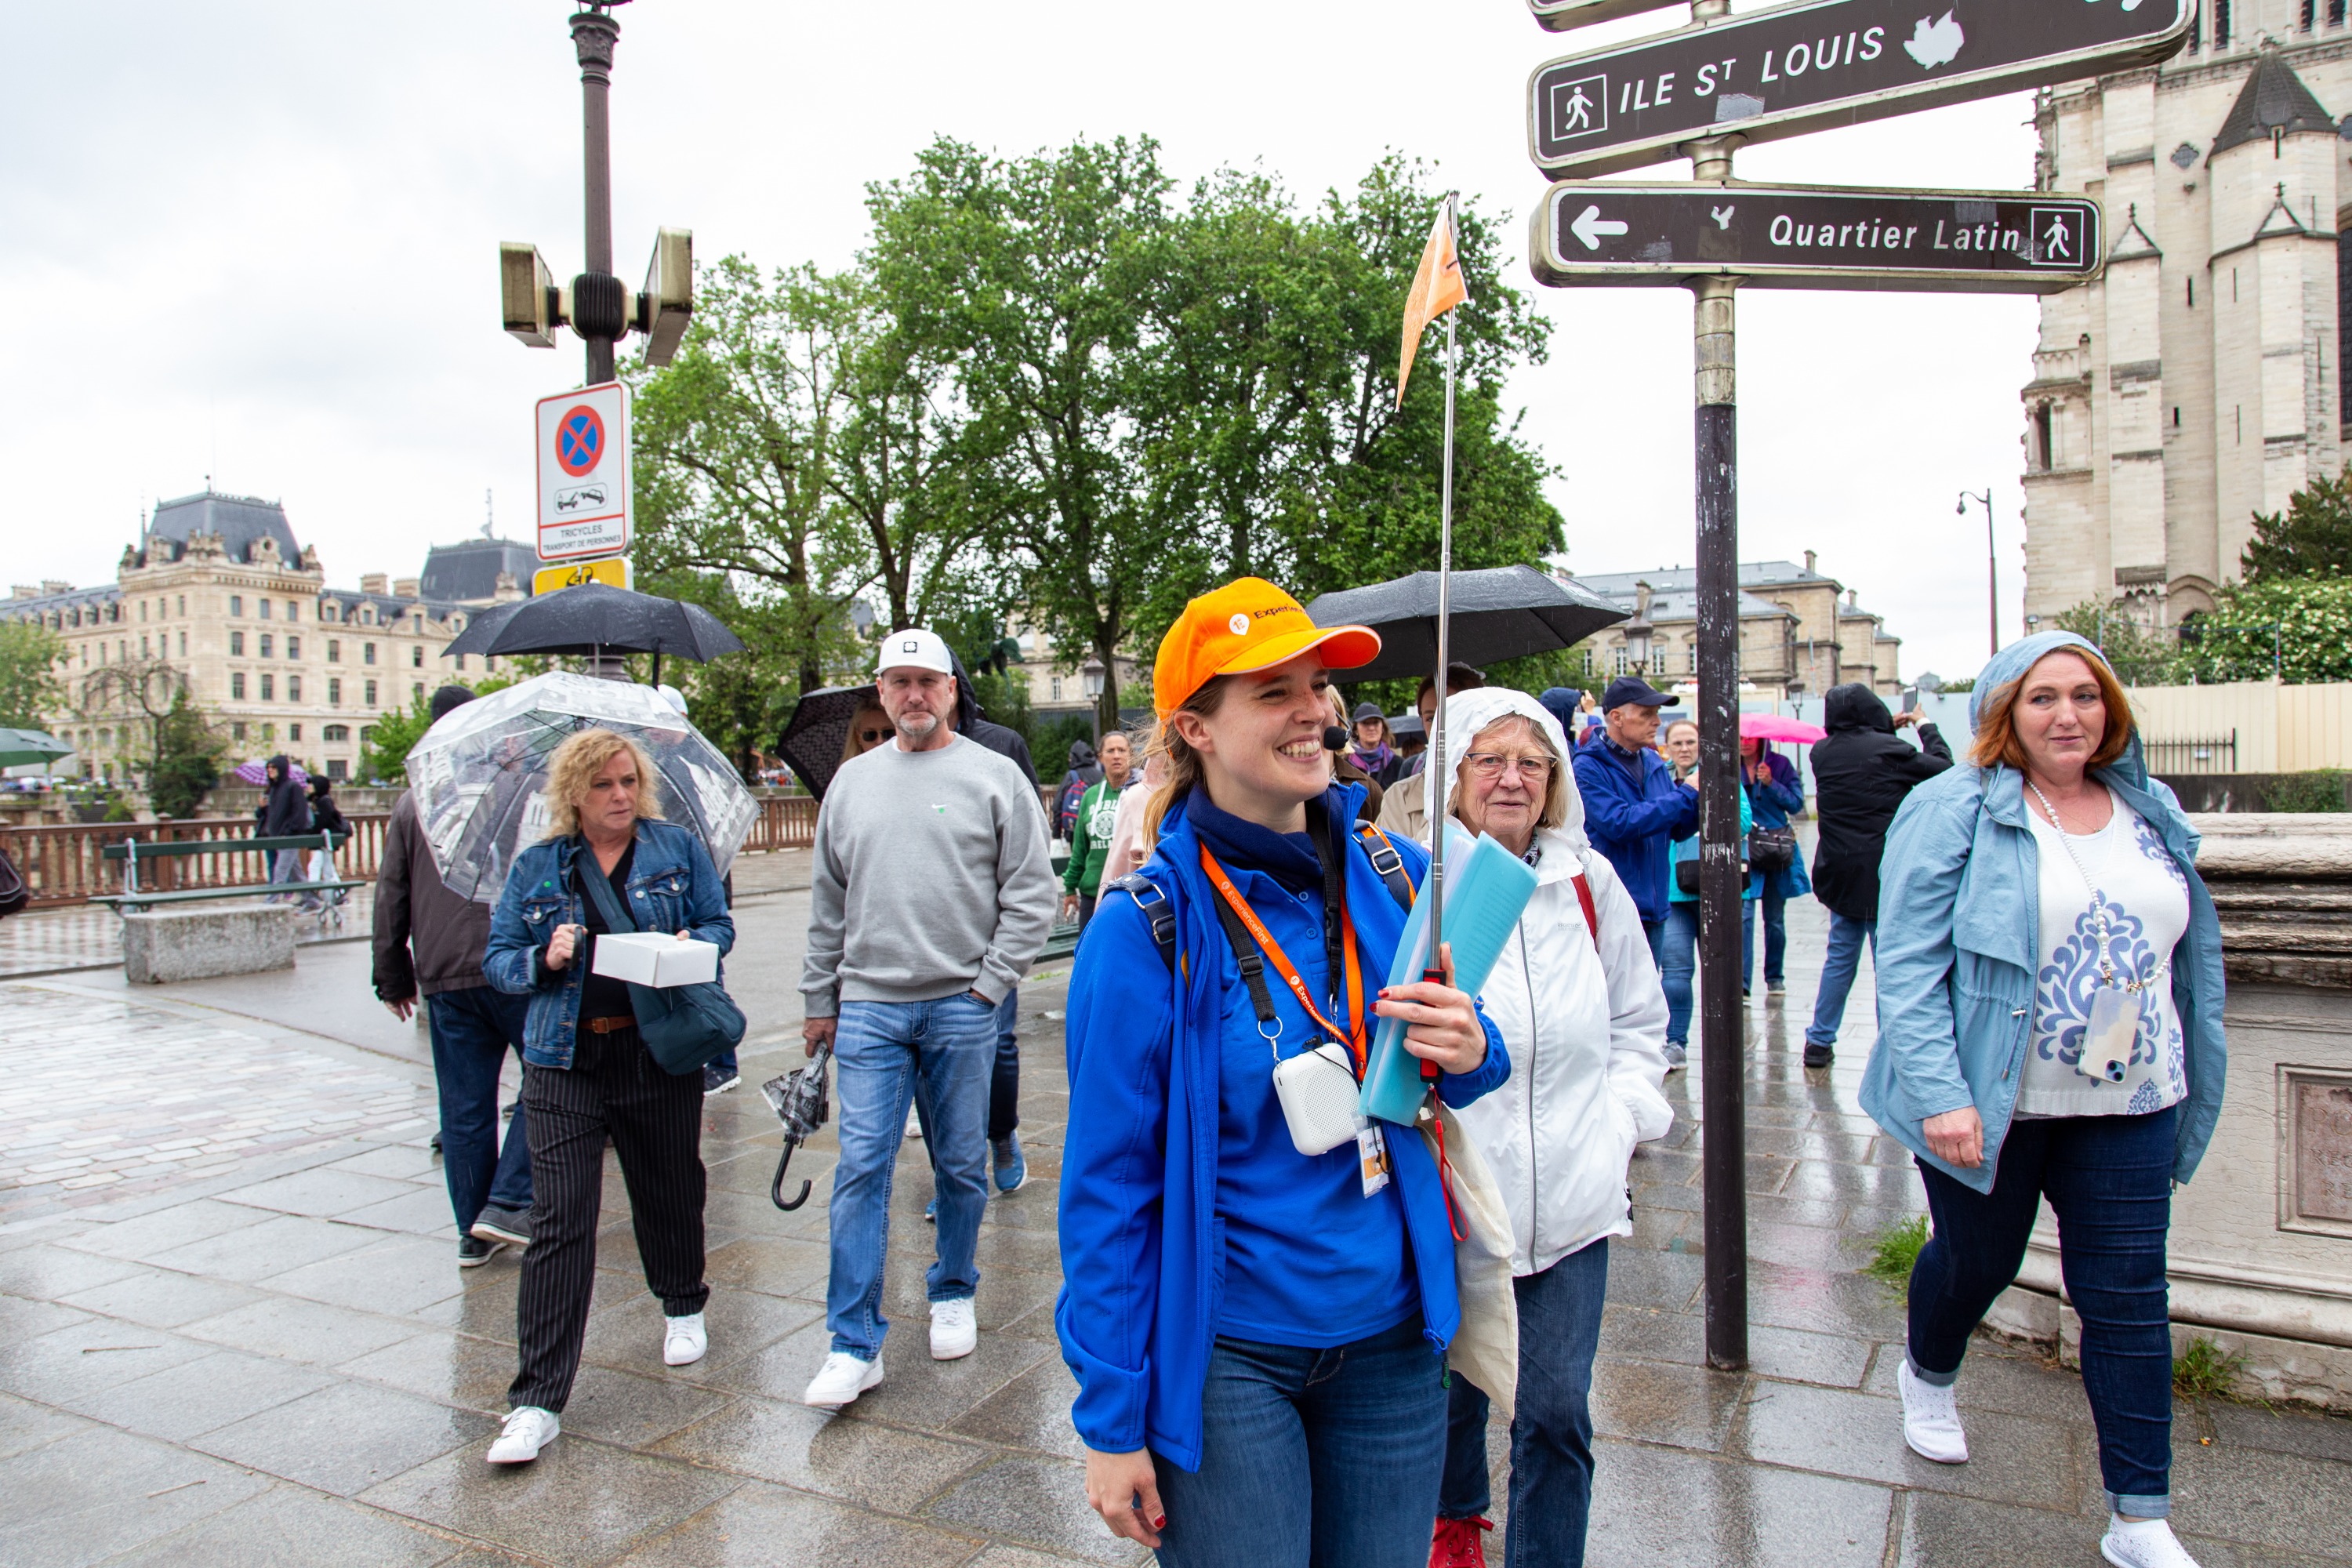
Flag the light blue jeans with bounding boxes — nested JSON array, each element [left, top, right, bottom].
[[1806, 913, 1878, 1049], [825, 995, 995, 1359]]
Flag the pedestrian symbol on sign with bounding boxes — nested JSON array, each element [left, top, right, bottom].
[[2028, 208, 2087, 268], [555, 405, 606, 477], [1550, 74, 1608, 141]]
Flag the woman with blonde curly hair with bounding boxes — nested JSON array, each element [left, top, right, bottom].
[[480, 727, 735, 1466]]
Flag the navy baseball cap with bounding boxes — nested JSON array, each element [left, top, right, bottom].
[[1601, 676, 1672, 711], [1352, 701, 1385, 724]]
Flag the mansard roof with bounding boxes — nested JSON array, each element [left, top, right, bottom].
[[418, 535, 536, 604], [2212, 50, 2336, 157], [148, 488, 302, 566]]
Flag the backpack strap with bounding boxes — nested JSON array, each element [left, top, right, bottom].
[[1569, 869, 1601, 953], [1352, 822, 1417, 914], [1109, 871, 1179, 975]]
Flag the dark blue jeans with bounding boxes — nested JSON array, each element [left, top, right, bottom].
[[1805, 913, 1876, 1048], [1743, 884, 1787, 988], [1154, 1316, 1449, 1568], [427, 986, 533, 1232], [989, 987, 1020, 1142], [1908, 1108, 2178, 1517], [1440, 1240, 1608, 1566]]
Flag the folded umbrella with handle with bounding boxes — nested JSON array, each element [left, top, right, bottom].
[[761, 1044, 832, 1210]]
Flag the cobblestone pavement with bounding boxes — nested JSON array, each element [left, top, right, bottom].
[[1, 855, 2346, 1566]]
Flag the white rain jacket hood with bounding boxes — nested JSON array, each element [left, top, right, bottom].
[[1424, 688, 1675, 1275]]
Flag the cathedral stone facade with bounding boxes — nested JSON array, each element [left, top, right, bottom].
[[2024, 10, 2352, 629]]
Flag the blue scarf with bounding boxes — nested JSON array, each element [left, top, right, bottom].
[[1183, 786, 1325, 896]]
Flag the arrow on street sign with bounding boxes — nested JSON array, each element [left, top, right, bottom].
[[1529, 182, 2103, 294], [1570, 205, 1632, 250], [1529, 0, 2192, 178]]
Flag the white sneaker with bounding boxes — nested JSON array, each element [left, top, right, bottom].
[[930, 1297, 978, 1361], [803, 1350, 884, 1409], [486, 1406, 560, 1465], [905, 1105, 923, 1139], [2102, 1518, 2204, 1568], [1897, 1359, 1969, 1464], [663, 1312, 707, 1367]]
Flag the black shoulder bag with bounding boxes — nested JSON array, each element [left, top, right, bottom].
[[575, 849, 747, 1076]]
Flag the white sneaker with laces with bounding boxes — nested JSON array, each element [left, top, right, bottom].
[[486, 1406, 561, 1465], [1897, 1359, 1969, 1464], [930, 1297, 978, 1360], [663, 1312, 707, 1367], [2101, 1517, 2204, 1568], [804, 1350, 884, 1408]]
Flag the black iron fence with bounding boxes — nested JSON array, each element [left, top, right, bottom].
[[2143, 732, 2238, 775]]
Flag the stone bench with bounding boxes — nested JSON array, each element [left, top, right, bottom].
[[121, 903, 296, 984]]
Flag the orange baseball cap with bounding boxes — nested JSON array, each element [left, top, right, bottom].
[[1153, 578, 1382, 717]]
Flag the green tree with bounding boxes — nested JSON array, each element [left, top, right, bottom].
[[2049, 601, 2184, 686], [2242, 468, 2352, 582], [0, 619, 66, 731], [358, 693, 436, 786], [2180, 577, 2352, 684], [869, 136, 1181, 734], [147, 690, 228, 819]]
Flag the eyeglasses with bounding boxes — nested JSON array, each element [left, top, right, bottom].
[[1461, 752, 1554, 781], [858, 728, 889, 743]]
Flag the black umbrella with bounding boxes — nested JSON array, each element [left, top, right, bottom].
[[775, 684, 880, 801], [441, 583, 747, 663], [1305, 565, 1627, 684]]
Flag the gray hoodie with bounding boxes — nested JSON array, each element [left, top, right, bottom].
[[800, 732, 1058, 1015]]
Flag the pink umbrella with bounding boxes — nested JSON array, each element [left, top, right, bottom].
[[231, 758, 310, 786], [1740, 713, 1826, 745]]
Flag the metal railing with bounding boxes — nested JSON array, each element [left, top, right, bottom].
[[2143, 732, 2238, 776], [0, 814, 391, 910], [743, 794, 819, 852]]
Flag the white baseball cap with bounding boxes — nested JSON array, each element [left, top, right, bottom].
[[875, 626, 955, 677]]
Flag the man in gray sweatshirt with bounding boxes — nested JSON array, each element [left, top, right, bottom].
[[800, 626, 1058, 1410]]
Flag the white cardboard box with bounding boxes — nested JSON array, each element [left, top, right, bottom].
[[591, 931, 720, 988]]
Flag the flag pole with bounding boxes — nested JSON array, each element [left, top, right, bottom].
[[1424, 192, 1460, 1009]]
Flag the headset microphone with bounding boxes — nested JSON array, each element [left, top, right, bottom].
[[1322, 725, 1348, 753]]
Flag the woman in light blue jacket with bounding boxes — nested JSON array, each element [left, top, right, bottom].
[[1861, 632, 2225, 1568]]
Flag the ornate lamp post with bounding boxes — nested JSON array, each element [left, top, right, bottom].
[[1080, 655, 1108, 742]]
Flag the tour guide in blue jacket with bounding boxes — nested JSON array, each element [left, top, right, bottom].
[[1571, 677, 1699, 944], [1057, 578, 1508, 1567]]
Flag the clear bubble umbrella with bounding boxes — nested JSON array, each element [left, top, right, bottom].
[[405, 671, 759, 904]]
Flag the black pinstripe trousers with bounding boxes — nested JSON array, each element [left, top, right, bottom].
[[509, 1025, 710, 1414]]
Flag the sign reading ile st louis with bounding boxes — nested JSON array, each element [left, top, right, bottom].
[[1532, 183, 2101, 293], [1529, 0, 2194, 178]]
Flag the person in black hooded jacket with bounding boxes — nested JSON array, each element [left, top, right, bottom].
[[944, 652, 1047, 1196], [260, 755, 320, 910], [1802, 684, 1951, 1067]]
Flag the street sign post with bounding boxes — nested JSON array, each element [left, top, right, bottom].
[[532, 557, 632, 597], [1531, 183, 2103, 292], [1530, 0, 2193, 177], [534, 382, 632, 563], [1530, 0, 1683, 30]]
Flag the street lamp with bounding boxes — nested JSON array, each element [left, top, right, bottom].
[[1958, 488, 1998, 659], [498, 2, 695, 383], [1624, 580, 1655, 676], [1080, 655, 1107, 741]]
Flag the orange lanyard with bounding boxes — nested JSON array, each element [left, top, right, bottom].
[[1198, 846, 1370, 1073]]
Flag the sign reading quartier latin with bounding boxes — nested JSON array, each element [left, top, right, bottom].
[[1529, 0, 2193, 177], [1530, 183, 2103, 293]]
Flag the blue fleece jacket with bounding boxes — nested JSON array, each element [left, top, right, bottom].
[[1054, 782, 1509, 1471], [1573, 737, 1699, 923]]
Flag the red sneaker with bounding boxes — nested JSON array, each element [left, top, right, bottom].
[[1430, 1515, 1494, 1568]]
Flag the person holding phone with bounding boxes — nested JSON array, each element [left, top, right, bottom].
[[1863, 632, 2227, 1568]]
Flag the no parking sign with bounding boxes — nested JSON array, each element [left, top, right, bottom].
[[534, 381, 632, 561]]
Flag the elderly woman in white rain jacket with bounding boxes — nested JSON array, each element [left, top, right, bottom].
[[1422, 687, 1673, 1568]]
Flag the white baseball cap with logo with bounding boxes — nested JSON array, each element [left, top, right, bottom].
[[875, 626, 955, 677]]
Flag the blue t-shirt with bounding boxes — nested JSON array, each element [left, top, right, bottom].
[[1188, 796, 1418, 1348]]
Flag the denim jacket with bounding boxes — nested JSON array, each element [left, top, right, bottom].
[[1858, 633, 2227, 1195], [483, 819, 735, 1069]]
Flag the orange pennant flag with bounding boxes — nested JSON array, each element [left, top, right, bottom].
[[1396, 198, 1469, 409]]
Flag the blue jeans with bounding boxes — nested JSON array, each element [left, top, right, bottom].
[[1640, 919, 1666, 971], [1440, 1240, 1608, 1566], [1661, 903, 1698, 1045], [1743, 884, 1787, 987], [426, 987, 533, 1231], [989, 987, 1020, 1142], [1908, 1108, 2179, 1517], [269, 848, 320, 910], [1805, 913, 1877, 1048], [826, 995, 995, 1359], [1154, 1316, 1448, 1568]]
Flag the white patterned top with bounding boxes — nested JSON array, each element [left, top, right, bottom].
[[2016, 793, 2191, 1120]]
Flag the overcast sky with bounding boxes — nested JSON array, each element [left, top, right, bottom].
[[1, 2, 2047, 683]]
